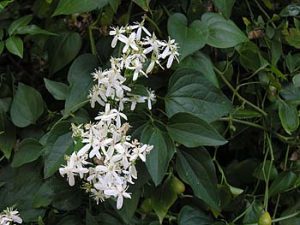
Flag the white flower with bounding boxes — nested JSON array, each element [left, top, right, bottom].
[[104, 185, 131, 209], [118, 33, 139, 53], [109, 26, 126, 48], [130, 20, 151, 40], [145, 89, 156, 110], [0, 207, 22, 225]]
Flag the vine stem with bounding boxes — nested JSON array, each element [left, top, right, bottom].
[[244, 211, 300, 225], [214, 67, 268, 117]]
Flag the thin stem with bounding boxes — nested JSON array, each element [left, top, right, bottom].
[[218, 118, 265, 130], [214, 67, 268, 116]]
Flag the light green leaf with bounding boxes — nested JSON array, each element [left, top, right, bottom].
[[165, 68, 232, 122], [212, 0, 235, 18], [15, 25, 56, 36], [292, 74, 300, 87], [176, 149, 220, 211], [11, 138, 43, 167], [132, 0, 150, 11], [47, 32, 82, 74], [5, 36, 23, 58], [167, 113, 227, 147], [8, 15, 32, 35], [278, 100, 299, 134], [64, 54, 98, 115], [10, 83, 44, 127], [168, 13, 208, 60], [141, 123, 176, 186], [0, 0, 14, 11], [178, 206, 213, 225], [44, 132, 73, 178], [44, 78, 69, 100], [284, 28, 300, 49], [202, 13, 247, 48], [53, 0, 109, 16]]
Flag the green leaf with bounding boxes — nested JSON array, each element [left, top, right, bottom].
[[8, 15, 32, 35], [150, 176, 178, 223], [279, 201, 300, 225], [178, 206, 213, 225], [11, 138, 43, 167], [0, 163, 45, 222], [176, 149, 220, 211], [253, 160, 278, 181], [165, 68, 232, 122], [0, 113, 16, 158], [278, 100, 299, 134], [167, 113, 227, 147], [292, 74, 300, 87], [132, 0, 150, 11], [44, 132, 73, 178], [0, 0, 13, 11], [15, 25, 56, 36], [0, 97, 11, 113], [141, 123, 176, 186], [53, 0, 109, 16], [202, 13, 247, 48], [44, 78, 69, 100], [0, 41, 4, 55], [47, 32, 82, 74], [64, 54, 99, 115], [10, 83, 44, 128], [269, 171, 298, 197], [168, 13, 208, 60], [284, 28, 300, 49], [5, 36, 23, 58], [242, 201, 264, 224], [212, 0, 235, 19], [177, 52, 219, 87]]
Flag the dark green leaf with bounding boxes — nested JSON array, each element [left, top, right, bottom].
[[0, 163, 45, 222], [177, 52, 219, 87], [0, 41, 4, 55], [176, 149, 220, 211], [168, 13, 208, 59], [151, 176, 178, 223], [141, 123, 176, 186], [0, 97, 11, 112], [44, 132, 73, 178], [212, 0, 235, 18], [53, 0, 109, 16], [253, 160, 278, 181], [269, 171, 298, 197], [132, 0, 150, 11], [202, 13, 247, 48], [167, 113, 227, 147], [47, 32, 82, 74], [64, 54, 98, 115], [10, 83, 44, 128], [165, 68, 232, 122], [284, 28, 300, 48], [5, 36, 23, 58], [44, 78, 69, 100], [278, 100, 299, 134], [0, 113, 16, 158], [178, 206, 213, 225], [11, 138, 43, 167]]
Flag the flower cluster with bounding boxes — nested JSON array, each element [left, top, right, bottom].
[[0, 207, 22, 225], [59, 18, 179, 209], [89, 18, 179, 111]]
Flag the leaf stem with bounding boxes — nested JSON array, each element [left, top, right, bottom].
[[214, 67, 268, 117]]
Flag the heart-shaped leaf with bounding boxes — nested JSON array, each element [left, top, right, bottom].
[[168, 13, 208, 60]]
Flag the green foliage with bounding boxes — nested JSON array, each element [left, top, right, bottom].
[[1, 1, 300, 225]]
